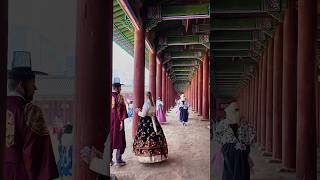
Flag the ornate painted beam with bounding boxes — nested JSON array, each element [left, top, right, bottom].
[[171, 59, 198, 64], [212, 50, 249, 56], [212, 42, 251, 49], [211, 27, 262, 31], [211, 10, 269, 18], [145, 4, 210, 31], [192, 24, 210, 33], [158, 35, 209, 53], [211, 39, 256, 42], [117, 0, 141, 30], [172, 64, 196, 67]]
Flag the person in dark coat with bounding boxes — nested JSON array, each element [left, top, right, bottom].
[[5, 51, 59, 180], [110, 77, 128, 166], [214, 102, 256, 180]]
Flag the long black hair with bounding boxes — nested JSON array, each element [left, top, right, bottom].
[[146, 91, 154, 106]]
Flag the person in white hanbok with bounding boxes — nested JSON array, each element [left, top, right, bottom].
[[133, 92, 168, 163], [214, 102, 256, 180], [177, 94, 190, 126]]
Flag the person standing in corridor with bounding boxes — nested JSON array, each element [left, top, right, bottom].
[[156, 97, 167, 124], [214, 102, 255, 180], [178, 94, 190, 126], [5, 51, 59, 180], [110, 77, 128, 166]]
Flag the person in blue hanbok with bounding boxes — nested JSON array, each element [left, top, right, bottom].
[[214, 102, 256, 180], [127, 100, 134, 118], [177, 94, 190, 126]]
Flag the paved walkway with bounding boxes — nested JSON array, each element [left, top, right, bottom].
[[111, 110, 210, 180]]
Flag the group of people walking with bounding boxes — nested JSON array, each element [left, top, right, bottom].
[[79, 78, 170, 179], [4, 51, 202, 180]]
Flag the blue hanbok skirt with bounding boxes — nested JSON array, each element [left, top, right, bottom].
[[179, 108, 189, 122], [222, 143, 250, 180]]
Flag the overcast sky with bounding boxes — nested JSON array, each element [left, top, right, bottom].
[[113, 42, 149, 89]]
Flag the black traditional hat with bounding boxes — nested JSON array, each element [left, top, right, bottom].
[[8, 51, 48, 81], [112, 77, 124, 87]]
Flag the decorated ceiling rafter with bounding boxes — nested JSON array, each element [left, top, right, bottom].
[[211, 0, 284, 98], [113, 0, 210, 91]]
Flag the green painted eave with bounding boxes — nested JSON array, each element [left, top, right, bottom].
[[162, 4, 210, 17], [213, 0, 261, 11], [113, 0, 150, 64]]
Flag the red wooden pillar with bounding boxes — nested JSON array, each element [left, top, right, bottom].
[[296, 0, 317, 178], [163, 72, 168, 112], [266, 38, 274, 154], [272, 24, 283, 161], [162, 67, 166, 110], [192, 78, 195, 109], [247, 82, 250, 123], [0, 0, 7, 178], [198, 62, 203, 116], [250, 80, 253, 125], [191, 75, 194, 110], [241, 88, 244, 116], [74, 0, 112, 178], [257, 58, 262, 145], [252, 77, 256, 126], [166, 73, 168, 111], [132, 28, 146, 137], [156, 61, 162, 100], [193, 77, 196, 110], [149, 51, 156, 101], [190, 78, 192, 107], [243, 88, 245, 117], [261, 49, 268, 148], [281, 0, 297, 171], [254, 75, 258, 130], [248, 83, 251, 121], [202, 50, 209, 119], [194, 72, 199, 112], [317, 76, 320, 147], [249, 82, 252, 124], [242, 89, 245, 117], [167, 78, 170, 109], [166, 75, 168, 111]]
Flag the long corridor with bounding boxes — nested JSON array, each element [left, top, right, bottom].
[[111, 110, 210, 180]]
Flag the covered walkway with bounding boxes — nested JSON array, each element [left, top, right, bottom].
[[112, 110, 210, 180], [0, 0, 319, 179]]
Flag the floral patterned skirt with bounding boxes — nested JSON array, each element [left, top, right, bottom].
[[133, 116, 168, 163]]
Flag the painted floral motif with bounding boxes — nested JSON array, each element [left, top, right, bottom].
[[6, 110, 15, 147], [215, 119, 256, 151], [133, 116, 168, 158]]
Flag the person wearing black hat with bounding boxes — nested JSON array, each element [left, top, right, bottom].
[[110, 77, 127, 167], [5, 51, 59, 180], [78, 77, 127, 179]]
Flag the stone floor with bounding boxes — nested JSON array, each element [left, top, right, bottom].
[[51, 109, 320, 180], [111, 110, 211, 180]]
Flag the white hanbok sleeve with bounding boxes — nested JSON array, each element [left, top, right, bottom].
[[89, 134, 110, 176], [138, 102, 150, 117], [156, 100, 163, 110]]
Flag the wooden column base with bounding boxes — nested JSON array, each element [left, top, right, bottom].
[[278, 167, 296, 173], [262, 151, 273, 157], [268, 159, 282, 163], [259, 146, 266, 151]]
